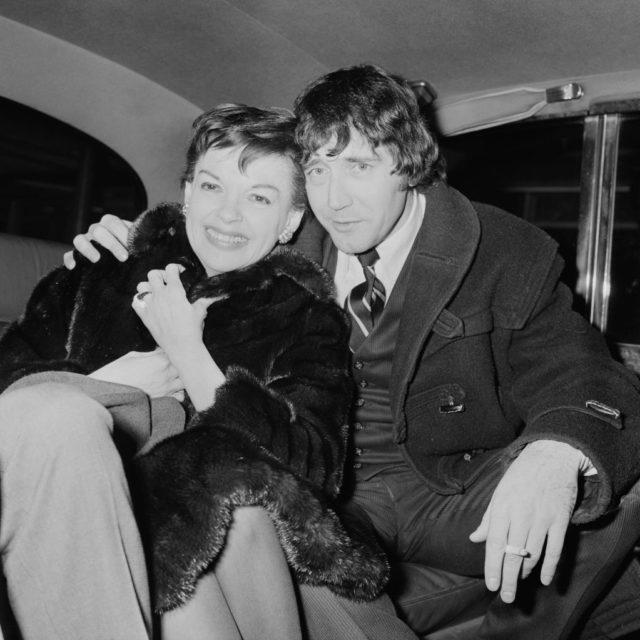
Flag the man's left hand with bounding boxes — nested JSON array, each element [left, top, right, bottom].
[[469, 440, 581, 603]]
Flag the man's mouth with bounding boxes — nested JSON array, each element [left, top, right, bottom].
[[332, 220, 360, 231]]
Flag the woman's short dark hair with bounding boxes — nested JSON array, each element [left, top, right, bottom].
[[293, 64, 446, 188], [182, 104, 307, 211]]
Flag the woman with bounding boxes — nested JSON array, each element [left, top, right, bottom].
[[0, 105, 388, 640]]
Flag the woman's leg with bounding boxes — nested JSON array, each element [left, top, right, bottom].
[[161, 572, 241, 640], [216, 507, 301, 640], [0, 382, 152, 640], [162, 506, 301, 640]]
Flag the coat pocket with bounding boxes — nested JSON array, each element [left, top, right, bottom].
[[405, 380, 515, 455]]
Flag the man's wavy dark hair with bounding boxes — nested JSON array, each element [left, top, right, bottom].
[[293, 64, 446, 189]]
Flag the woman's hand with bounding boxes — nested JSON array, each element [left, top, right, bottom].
[[89, 348, 184, 399], [132, 263, 225, 410], [64, 214, 132, 269], [131, 263, 210, 362]]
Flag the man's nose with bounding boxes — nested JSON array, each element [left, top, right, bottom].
[[327, 173, 352, 210]]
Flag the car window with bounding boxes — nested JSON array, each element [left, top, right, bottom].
[[0, 97, 147, 244], [441, 116, 586, 312], [606, 114, 640, 343]]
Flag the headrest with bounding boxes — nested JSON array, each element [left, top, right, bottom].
[[0, 233, 70, 325]]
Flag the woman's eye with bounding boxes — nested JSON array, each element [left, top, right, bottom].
[[251, 194, 272, 205], [201, 181, 220, 191], [352, 163, 370, 173]]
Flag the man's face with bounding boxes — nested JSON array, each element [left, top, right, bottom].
[[303, 128, 409, 255]]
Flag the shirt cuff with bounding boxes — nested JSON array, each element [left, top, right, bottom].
[[579, 452, 598, 476]]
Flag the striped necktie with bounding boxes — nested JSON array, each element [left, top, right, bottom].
[[346, 249, 386, 351]]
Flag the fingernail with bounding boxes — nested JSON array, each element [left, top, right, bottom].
[[487, 578, 499, 591], [541, 574, 552, 585], [501, 591, 515, 603]]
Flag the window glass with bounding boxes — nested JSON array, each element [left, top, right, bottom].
[[440, 117, 585, 309], [606, 115, 640, 343], [0, 97, 147, 243]]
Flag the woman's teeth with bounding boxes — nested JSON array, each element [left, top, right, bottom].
[[206, 228, 247, 244]]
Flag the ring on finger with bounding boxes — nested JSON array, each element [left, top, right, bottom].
[[504, 544, 530, 557], [133, 291, 151, 308]]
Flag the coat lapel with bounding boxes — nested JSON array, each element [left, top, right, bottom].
[[322, 234, 338, 275], [389, 184, 481, 437]]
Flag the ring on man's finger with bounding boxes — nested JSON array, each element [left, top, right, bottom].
[[136, 291, 151, 301], [504, 544, 530, 557]]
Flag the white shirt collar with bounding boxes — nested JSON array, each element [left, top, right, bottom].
[[334, 189, 425, 304]]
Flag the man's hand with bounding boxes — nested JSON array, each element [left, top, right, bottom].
[[63, 214, 132, 269], [469, 440, 581, 603], [89, 348, 183, 398]]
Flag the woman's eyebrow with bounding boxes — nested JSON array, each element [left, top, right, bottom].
[[197, 168, 220, 180], [249, 183, 279, 192]]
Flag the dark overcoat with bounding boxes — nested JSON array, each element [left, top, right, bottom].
[[0, 203, 388, 612], [295, 182, 640, 523]]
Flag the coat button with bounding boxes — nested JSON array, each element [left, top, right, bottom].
[[354, 422, 364, 431], [353, 462, 363, 470], [355, 398, 365, 407], [359, 379, 368, 388], [463, 452, 472, 462], [354, 447, 363, 456], [354, 361, 364, 370]]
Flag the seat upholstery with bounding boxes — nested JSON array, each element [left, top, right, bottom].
[[391, 563, 489, 638], [0, 232, 69, 335]]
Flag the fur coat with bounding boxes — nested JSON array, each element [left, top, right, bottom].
[[0, 203, 389, 612]]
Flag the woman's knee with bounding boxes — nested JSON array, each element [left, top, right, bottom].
[[229, 506, 276, 547], [0, 382, 113, 452]]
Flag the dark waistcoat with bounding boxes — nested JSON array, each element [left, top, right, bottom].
[[351, 255, 410, 479]]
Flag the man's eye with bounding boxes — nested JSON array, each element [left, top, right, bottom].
[[352, 163, 370, 173], [201, 182, 220, 191], [306, 166, 325, 177]]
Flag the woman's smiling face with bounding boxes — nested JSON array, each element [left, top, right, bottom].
[[183, 146, 303, 276]]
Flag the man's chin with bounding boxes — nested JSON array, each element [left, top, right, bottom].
[[331, 239, 370, 255], [326, 232, 372, 256]]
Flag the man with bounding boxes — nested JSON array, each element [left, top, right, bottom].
[[68, 65, 640, 639]]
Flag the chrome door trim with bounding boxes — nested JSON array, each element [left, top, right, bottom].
[[577, 114, 621, 331]]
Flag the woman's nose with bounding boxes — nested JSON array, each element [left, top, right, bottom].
[[217, 198, 243, 222]]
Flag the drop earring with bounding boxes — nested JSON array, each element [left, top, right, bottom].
[[182, 203, 189, 216], [278, 227, 293, 244]]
